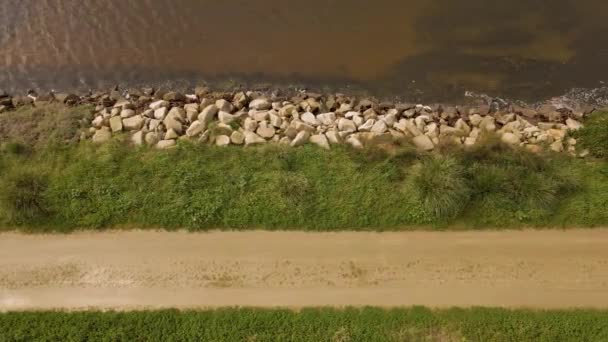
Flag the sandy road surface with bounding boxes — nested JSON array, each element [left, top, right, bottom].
[[1, 230, 608, 311]]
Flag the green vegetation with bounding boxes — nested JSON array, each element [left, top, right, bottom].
[[0, 104, 606, 232], [0, 137, 606, 232], [1, 307, 607, 341], [572, 111, 608, 159]]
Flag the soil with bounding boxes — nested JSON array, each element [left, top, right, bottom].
[[1, 230, 608, 311]]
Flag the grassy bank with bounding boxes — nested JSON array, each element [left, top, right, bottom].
[[2, 307, 608, 341], [0, 105, 607, 232]]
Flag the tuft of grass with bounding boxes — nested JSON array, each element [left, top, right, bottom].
[[405, 155, 470, 221], [1, 308, 608, 342], [0, 169, 50, 224], [573, 110, 608, 159]]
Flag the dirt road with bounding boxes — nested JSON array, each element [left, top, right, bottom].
[[2, 230, 608, 311]]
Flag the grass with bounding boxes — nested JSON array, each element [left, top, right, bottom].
[[0, 104, 606, 232], [572, 111, 608, 159], [0, 137, 606, 232], [1, 307, 607, 341]]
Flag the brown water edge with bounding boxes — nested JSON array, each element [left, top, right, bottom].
[[1, 0, 608, 102]]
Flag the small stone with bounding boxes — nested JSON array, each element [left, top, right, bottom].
[[244, 131, 267, 146], [566, 119, 582, 131], [279, 104, 297, 117], [501, 132, 520, 145], [243, 117, 258, 132], [215, 135, 231, 147], [256, 122, 276, 139], [346, 135, 363, 149], [249, 98, 271, 110], [358, 119, 375, 132], [163, 91, 186, 102], [370, 120, 388, 134], [310, 134, 330, 150], [214, 99, 232, 113], [120, 109, 136, 118], [165, 129, 179, 140], [338, 118, 357, 133], [230, 131, 245, 145], [92, 116, 104, 128], [218, 111, 236, 124], [123, 115, 145, 131], [269, 112, 282, 128], [550, 140, 564, 152], [156, 139, 177, 149], [109, 116, 123, 132], [317, 112, 336, 126], [290, 131, 310, 147], [302, 112, 320, 126], [412, 135, 434, 151], [149, 100, 169, 110], [198, 105, 219, 125], [92, 128, 112, 143], [131, 130, 144, 145], [145, 132, 160, 145], [325, 131, 342, 145], [186, 121, 205, 137], [154, 107, 168, 120]]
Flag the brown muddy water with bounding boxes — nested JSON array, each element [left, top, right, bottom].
[[1, 0, 607, 101]]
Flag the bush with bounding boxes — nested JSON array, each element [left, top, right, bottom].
[[0, 170, 49, 224], [405, 155, 470, 221], [573, 111, 608, 159]]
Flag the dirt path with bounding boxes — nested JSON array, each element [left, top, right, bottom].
[[2, 230, 608, 311]]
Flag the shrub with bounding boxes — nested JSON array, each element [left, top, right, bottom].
[[0, 170, 49, 224], [573, 111, 608, 159], [405, 155, 470, 221]]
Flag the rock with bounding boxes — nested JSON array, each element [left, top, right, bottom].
[[109, 116, 123, 132], [149, 119, 161, 131], [163, 91, 186, 102], [149, 100, 169, 110], [325, 131, 342, 145], [301, 112, 320, 126], [501, 132, 520, 145], [186, 121, 205, 137], [358, 119, 375, 132], [290, 131, 310, 147], [412, 135, 434, 151], [252, 110, 269, 122], [268, 112, 282, 128], [123, 115, 145, 131], [526, 144, 543, 153], [294, 121, 315, 133], [538, 122, 555, 130], [550, 140, 564, 152], [0, 105, 7, 113], [218, 111, 237, 124], [153, 107, 168, 120], [317, 112, 336, 126], [479, 116, 497, 132], [547, 128, 566, 141], [184, 103, 200, 122], [92, 116, 105, 128], [405, 120, 422, 136], [215, 135, 231, 147], [279, 104, 297, 117], [256, 122, 276, 139], [337, 118, 357, 133], [215, 99, 234, 113], [469, 114, 483, 127], [566, 119, 582, 131], [371, 120, 388, 134], [454, 119, 471, 135], [55, 93, 79, 105], [198, 105, 219, 125], [346, 135, 363, 149], [92, 128, 112, 143], [464, 137, 477, 146], [163, 112, 184, 134], [243, 117, 258, 132], [302, 98, 320, 112], [249, 98, 271, 110], [156, 139, 177, 149], [233, 92, 248, 109], [145, 132, 160, 145], [384, 113, 397, 126], [310, 134, 330, 150], [165, 129, 179, 140], [244, 131, 266, 146], [230, 131, 245, 145], [131, 130, 144, 145]]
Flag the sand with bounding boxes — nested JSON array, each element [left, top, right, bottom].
[[1, 229, 608, 311]]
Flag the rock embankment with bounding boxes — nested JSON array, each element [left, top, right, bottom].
[[0, 88, 596, 154]]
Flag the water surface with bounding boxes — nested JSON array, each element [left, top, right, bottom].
[[1, 0, 607, 101]]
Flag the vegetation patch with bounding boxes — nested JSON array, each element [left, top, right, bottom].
[[572, 110, 608, 159], [1, 307, 607, 342]]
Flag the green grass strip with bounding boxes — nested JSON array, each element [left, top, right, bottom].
[[1, 307, 607, 341]]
